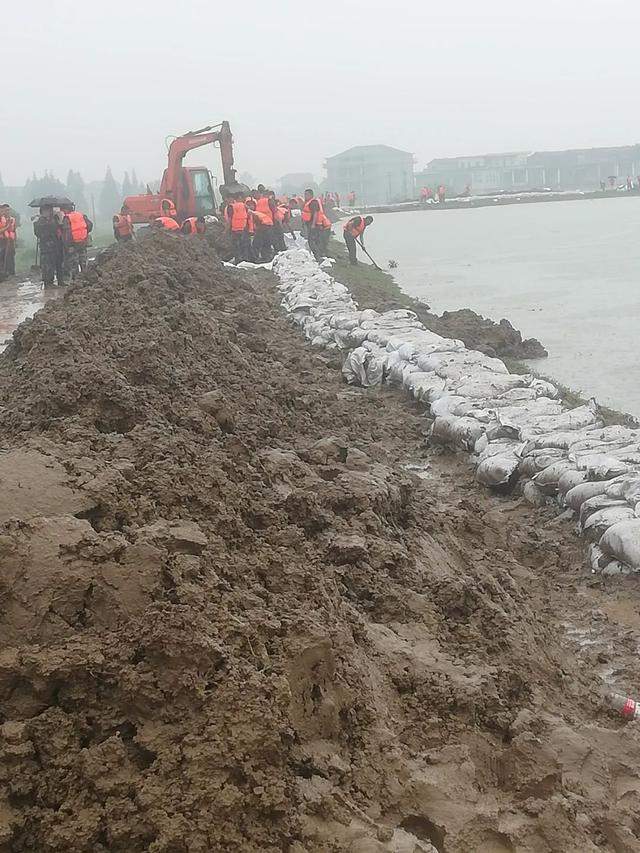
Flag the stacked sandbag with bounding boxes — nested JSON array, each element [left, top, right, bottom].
[[272, 246, 640, 575]]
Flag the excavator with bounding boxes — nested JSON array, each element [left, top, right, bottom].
[[122, 120, 246, 224]]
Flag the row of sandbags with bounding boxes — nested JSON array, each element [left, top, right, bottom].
[[272, 247, 640, 575]]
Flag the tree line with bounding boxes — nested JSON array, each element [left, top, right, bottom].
[[0, 168, 150, 222]]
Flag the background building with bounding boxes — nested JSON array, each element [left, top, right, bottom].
[[415, 144, 640, 195], [324, 145, 415, 205]]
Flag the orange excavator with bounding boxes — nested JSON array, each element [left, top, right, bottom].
[[122, 120, 245, 224]]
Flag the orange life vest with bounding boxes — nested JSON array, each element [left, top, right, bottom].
[[66, 211, 88, 243], [255, 197, 273, 226], [277, 205, 290, 225], [251, 210, 272, 227], [160, 198, 177, 217], [156, 216, 180, 231], [303, 197, 330, 228], [113, 214, 133, 237], [344, 216, 366, 238], [182, 217, 204, 235], [2, 215, 16, 241], [227, 201, 248, 232]]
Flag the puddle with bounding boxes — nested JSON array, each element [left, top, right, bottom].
[[0, 278, 62, 352]]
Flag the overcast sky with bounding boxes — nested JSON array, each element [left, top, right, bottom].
[[2, 0, 639, 187]]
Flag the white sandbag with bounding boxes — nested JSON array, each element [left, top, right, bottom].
[[558, 469, 589, 496], [430, 416, 485, 451], [526, 400, 602, 435], [475, 439, 522, 462], [342, 346, 384, 387], [430, 395, 468, 417], [582, 506, 636, 539], [564, 480, 611, 511], [521, 428, 601, 454], [518, 450, 566, 478], [404, 372, 447, 402], [454, 374, 530, 399], [605, 476, 640, 502], [579, 495, 629, 527], [476, 453, 520, 487], [534, 461, 577, 494], [530, 378, 560, 398], [574, 454, 630, 481], [600, 519, 640, 569]]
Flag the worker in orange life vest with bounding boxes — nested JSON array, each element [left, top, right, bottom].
[[268, 190, 287, 253], [302, 189, 331, 262], [224, 193, 249, 264], [343, 215, 373, 265], [113, 211, 134, 242], [152, 216, 180, 231], [60, 202, 93, 282], [0, 204, 17, 278], [251, 187, 276, 263], [181, 216, 206, 236]]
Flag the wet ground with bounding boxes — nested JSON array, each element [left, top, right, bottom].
[[0, 276, 63, 352]]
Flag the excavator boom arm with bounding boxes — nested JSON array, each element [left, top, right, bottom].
[[164, 120, 236, 193]]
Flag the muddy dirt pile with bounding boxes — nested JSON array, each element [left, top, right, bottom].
[[0, 234, 639, 852], [420, 308, 548, 360]]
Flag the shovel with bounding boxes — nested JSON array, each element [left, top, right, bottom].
[[356, 237, 382, 271]]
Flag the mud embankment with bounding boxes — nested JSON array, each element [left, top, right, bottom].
[[1, 235, 640, 852], [328, 242, 547, 360]]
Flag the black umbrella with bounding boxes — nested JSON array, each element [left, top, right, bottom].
[[28, 195, 74, 208]]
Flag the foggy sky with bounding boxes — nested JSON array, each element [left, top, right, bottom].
[[3, 0, 639, 188]]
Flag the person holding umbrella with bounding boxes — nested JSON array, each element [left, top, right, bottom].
[[29, 196, 75, 287]]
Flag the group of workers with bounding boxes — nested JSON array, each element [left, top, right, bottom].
[[119, 183, 375, 267], [31, 202, 93, 287], [419, 185, 447, 203]]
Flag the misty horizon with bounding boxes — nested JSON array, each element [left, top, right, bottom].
[[4, 0, 640, 188]]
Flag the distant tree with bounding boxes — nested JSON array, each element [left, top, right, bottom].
[[131, 168, 140, 194], [0, 172, 4, 192], [24, 171, 67, 205], [99, 166, 121, 219], [66, 170, 88, 210], [122, 171, 133, 199]]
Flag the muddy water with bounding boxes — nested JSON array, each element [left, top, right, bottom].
[[364, 197, 640, 417], [0, 278, 62, 352]]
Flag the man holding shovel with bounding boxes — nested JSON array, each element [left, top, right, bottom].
[[343, 215, 374, 266]]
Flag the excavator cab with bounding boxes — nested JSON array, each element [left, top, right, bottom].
[[180, 167, 217, 218]]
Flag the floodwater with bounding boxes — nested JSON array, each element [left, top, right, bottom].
[[364, 197, 640, 417], [0, 278, 61, 353]]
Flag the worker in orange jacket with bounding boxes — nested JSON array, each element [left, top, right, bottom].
[[181, 216, 206, 235], [60, 202, 93, 282], [113, 212, 134, 242], [224, 193, 249, 263], [343, 214, 373, 265], [152, 216, 180, 231], [251, 188, 276, 263], [0, 204, 17, 278], [302, 189, 331, 262]]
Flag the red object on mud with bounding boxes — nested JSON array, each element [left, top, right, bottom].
[[121, 121, 241, 224], [608, 692, 640, 720]]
